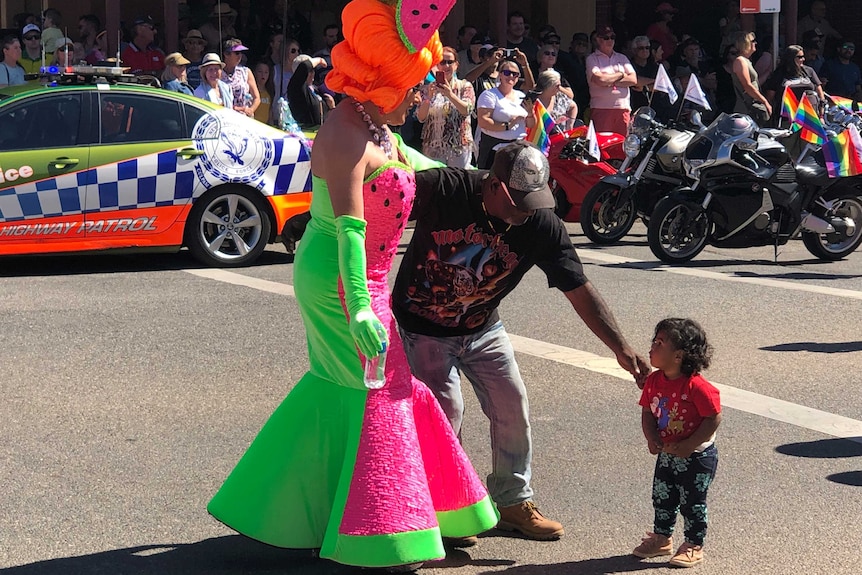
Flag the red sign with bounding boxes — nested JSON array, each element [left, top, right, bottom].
[[740, 0, 781, 13]]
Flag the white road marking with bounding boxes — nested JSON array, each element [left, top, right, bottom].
[[509, 335, 862, 444], [183, 268, 295, 297], [578, 249, 862, 300], [185, 268, 862, 444]]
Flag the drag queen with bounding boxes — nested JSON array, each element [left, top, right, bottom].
[[207, 0, 498, 568]]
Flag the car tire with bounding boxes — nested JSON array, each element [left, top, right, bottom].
[[185, 185, 272, 267]]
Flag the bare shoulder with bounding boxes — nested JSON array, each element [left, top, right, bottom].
[[311, 104, 369, 179]]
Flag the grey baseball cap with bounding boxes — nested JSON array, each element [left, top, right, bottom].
[[492, 141, 555, 211]]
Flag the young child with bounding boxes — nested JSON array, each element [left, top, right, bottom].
[[252, 60, 274, 125], [633, 318, 721, 568]]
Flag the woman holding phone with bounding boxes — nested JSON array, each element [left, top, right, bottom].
[[415, 46, 476, 167], [475, 57, 536, 169]]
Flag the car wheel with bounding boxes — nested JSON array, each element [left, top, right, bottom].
[[186, 186, 272, 267], [648, 197, 710, 263], [802, 193, 862, 260]]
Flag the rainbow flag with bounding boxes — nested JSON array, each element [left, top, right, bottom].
[[527, 99, 556, 156], [780, 86, 800, 120], [822, 124, 862, 177], [827, 93, 857, 112], [793, 94, 826, 145]]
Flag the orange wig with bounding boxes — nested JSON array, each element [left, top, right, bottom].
[[327, 0, 443, 114]]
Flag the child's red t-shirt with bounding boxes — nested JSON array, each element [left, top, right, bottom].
[[638, 371, 721, 443]]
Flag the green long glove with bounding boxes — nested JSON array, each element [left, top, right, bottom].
[[335, 214, 388, 358]]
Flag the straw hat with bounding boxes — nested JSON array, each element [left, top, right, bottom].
[[199, 53, 225, 69], [165, 52, 191, 67]]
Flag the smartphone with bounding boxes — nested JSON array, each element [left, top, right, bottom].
[[502, 48, 515, 58], [435, 71, 446, 85]]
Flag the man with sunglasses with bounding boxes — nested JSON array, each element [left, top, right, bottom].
[[820, 40, 862, 100], [393, 141, 649, 543], [586, 25, 636, 134], [121, 16, 165, 76], [18, 24, 42, 75]]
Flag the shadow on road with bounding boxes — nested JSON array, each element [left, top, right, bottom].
[[775, 438, 862, 458], [760, 341, 862, 353], [1, 536, 522, 575], [477, 554, 664, 575], [0, 249, 294, 278], [826, 471, 862, 486]]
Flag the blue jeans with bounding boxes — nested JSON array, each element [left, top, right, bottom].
[[399, 320, 533, 507]]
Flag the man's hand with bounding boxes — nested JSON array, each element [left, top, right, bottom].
[[616, 347, 650, 389]]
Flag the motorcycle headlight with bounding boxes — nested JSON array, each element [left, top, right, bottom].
[[623, 134, 641, 157]]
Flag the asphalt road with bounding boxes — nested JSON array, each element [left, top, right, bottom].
[[2, 221, 861, 575]]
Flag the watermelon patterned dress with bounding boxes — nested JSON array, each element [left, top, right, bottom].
[[207, 145, 498, 568]]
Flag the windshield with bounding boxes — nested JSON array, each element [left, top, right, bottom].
[[629, 106, 657, 138]]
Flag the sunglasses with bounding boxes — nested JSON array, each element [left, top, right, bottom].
[[543, 50, 557, 57], [289, 48, 299, 53], [500, 69, 520, 78], [599, 35, 616, 41], [795, 55, 805, 60], [547, 41, 560, 45], [842, 45, 856, 50], [24, 35, 41, 41], [439, 59, 456, 66]]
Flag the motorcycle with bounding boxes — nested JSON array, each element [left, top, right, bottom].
[[579, 107, 701, 244], [647, 112, 862, 263], [549, 125, 626, 223]]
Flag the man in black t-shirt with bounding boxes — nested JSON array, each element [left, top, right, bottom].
[[393, 142, 648, 543]]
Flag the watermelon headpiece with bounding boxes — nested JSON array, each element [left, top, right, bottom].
[[395, 0, 457, 54]]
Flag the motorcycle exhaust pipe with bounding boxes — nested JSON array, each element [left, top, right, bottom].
[[834, 217, 857, 237]]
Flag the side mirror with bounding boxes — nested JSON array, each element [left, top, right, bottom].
[[690, 111, 707, 132]]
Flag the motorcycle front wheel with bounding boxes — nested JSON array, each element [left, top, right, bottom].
[[579, 183, 637, 244], [801, 194, 862, 260], [648, 197, 711, 263]]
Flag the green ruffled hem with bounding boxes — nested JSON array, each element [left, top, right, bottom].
[[437, 495, 500, 537], [322, 527, 444, 567], [320, 496, 499, 567]]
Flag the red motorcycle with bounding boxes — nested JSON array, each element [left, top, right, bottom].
[[549, 125, 626, 222]]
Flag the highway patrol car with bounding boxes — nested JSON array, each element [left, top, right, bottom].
[[0, 67, 311, 266]]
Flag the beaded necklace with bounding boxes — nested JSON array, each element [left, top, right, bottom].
[[352, 99, 392, 159]]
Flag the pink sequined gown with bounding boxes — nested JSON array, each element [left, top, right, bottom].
[[208, 157, 498, 568]]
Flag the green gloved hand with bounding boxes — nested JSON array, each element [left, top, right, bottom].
[[335, 214, 389, 358], [350, 308, 387, 358]]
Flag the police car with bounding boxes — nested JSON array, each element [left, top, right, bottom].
[[0, 67, 311, 267]]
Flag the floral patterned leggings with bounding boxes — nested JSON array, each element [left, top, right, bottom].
[[651, 444, 718, 546]]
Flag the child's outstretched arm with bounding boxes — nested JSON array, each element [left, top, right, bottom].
[[641, 408, 663, 454], [664, 412, 722, 459]]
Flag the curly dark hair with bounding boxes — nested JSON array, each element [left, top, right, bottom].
[[654, 318, 713, 376]]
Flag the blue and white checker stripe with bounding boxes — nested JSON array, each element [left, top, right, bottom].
[[0, 130, 312, 224]]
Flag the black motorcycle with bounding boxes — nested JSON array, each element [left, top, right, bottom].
[[579, 106, 699, 244], [648, 113, 862, 263]]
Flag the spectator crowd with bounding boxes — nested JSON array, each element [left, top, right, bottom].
[[1, 1, 860, 159]]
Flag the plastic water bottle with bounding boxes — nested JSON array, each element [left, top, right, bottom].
[[363, 348, 387, 389], [364, 324, 388, 389]]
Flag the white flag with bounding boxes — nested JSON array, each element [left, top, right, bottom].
[[653, 64, 678, 105], [683, 73, 712, 110], [586, 120, 601, 162]]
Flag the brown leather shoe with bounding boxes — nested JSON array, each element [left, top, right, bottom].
[[496, 501, 564, 540], [668, 542, 704, 567]]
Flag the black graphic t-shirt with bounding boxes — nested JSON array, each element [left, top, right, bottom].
[[393, 168, 588, 337]]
